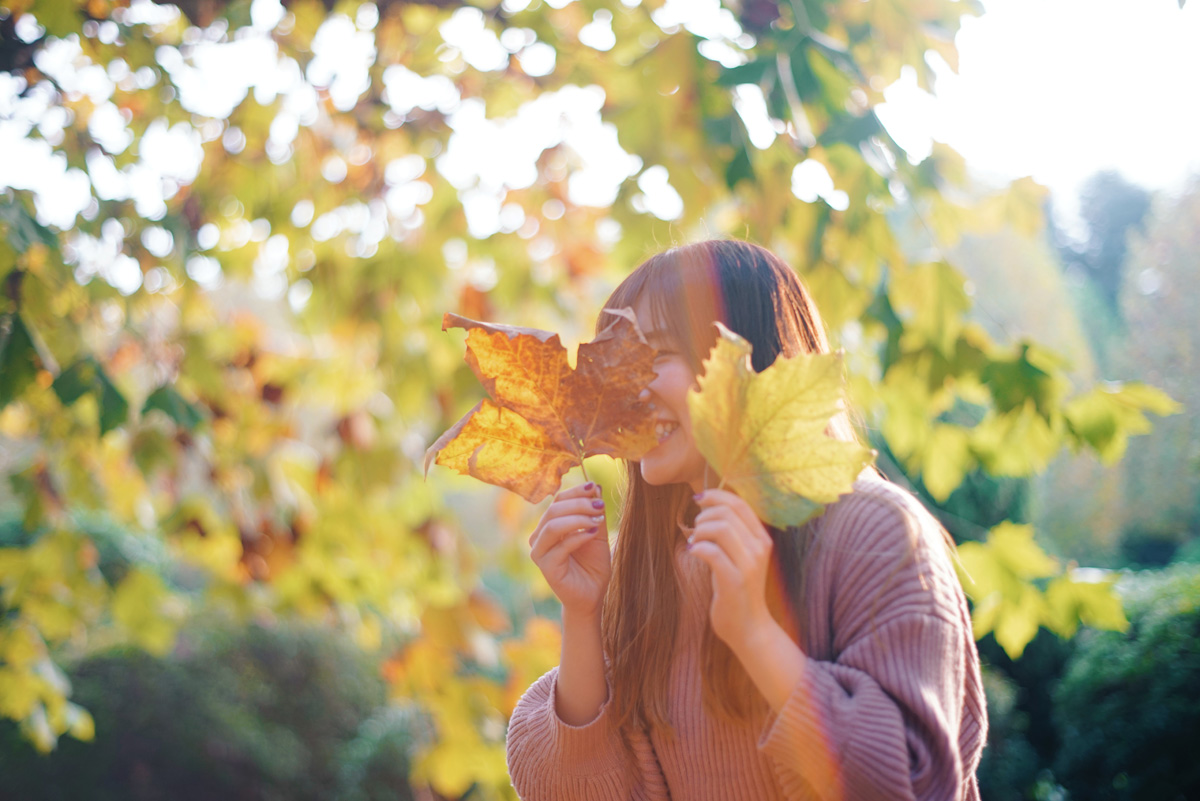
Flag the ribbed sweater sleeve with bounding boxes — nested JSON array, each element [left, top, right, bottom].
[[506, 667, 671, 800], [758, 484, 978, 801]]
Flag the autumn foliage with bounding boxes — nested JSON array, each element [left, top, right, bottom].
[[426, 308, 658, 502], [0, 0, 1182, 796]]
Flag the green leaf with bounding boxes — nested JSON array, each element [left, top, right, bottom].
[[1105, 381, 1181, 416], [992, 583, 1044, 659], [970, 400, 1060, 477], [143, 384, 205, 430], [52, 358, 130, 435], [687, 323, 875, 528], [865, 283, 904, 372], [32, 0, 82, 39], [986, 522, 1058, 580], [131, 426, 176, 475], [817, 110, 884, 149], [52, 359, 99, 405], [0, 314, 39, 408], [715, 59, 773, 87], [795, 0, 831, 31], [0, 202, 57, 252], [807, 47, 855, 112], [1063, 381, 1179, 465], [63, 701, 95, 742], [702, 115, 736, 147], [786, 38, 822, 102], [806, 30, 863, 81], [1043, 573, 1128, 639], [980, 342, 1069, 416], [921, 423, 972, 502], [956, 523, 1064, 658], [888, 262, 971, 356], [111, 568, 179, 656], [724, 143, 754, 189], [97, 370, 130, 435]]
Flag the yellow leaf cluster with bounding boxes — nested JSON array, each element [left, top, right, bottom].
[[957, 523, 1128, 658]]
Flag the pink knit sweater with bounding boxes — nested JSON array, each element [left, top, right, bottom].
[[506, 475, 987, 800]]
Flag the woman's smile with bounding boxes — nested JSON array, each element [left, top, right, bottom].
[[634, 295, 710, 492], [653, 419, 679, 443]]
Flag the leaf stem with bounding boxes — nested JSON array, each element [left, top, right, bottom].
[[704, 463, 725, 492]]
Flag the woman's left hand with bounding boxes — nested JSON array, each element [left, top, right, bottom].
[[687, 489, 776, 656]]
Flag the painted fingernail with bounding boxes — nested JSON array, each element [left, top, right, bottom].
[[591, 499, 605, 509], [592, 515, 605, 523], [586, 526, 598, 534], [693, 492, 705, 502], [583, 482, 595, 490]]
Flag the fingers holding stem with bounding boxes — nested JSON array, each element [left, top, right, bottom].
[[685, 491, 771, 581], [529, 480, 608, 563]]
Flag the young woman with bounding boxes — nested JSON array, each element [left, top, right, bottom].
[[506, 240, 987, 800]]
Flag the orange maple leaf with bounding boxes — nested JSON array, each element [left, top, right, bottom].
[[424, 308, 659, 502]]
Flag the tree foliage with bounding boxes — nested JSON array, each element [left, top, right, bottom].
[[1112, 180, 1200, 557], [0, 0, 1181, 794], [1056, 170, 1152, 318]]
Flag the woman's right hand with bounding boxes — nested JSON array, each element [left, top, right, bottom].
[[528, 481, 611, 619]]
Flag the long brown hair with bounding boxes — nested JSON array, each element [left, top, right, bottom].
[[599, 240, 862, 739]]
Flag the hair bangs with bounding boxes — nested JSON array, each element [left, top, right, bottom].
[[603, 246, 726, 374]]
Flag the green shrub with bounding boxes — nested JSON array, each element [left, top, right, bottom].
[[334, 704, 426, 801], [976, 668, 1041, 801], [0, 619, 414, 801], [1053, 565, 1200, 800]]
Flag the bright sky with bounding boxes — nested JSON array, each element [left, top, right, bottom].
[[880, 0, 1200, 225], [1, 0, 1197, 264]]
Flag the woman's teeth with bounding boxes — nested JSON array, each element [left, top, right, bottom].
[[654, 421, 678, 442]]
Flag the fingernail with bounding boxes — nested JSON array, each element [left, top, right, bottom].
[[591, 499, 605, 509], [591, 515, 605, 523], [693, 492, 705, 502], [583, 481, 595, 490], [687, 534, 695, 545], [586, 526, 598, 534]]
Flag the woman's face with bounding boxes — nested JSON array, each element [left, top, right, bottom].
[[633, 295, 711, 492]]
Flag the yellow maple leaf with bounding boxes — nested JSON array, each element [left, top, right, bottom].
[[687, 323, 875, 528]]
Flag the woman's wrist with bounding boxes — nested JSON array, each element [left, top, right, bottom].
[[556, 604, 608, 726], [561, 604, 603, 628], [731, 614, 807, 714], [726, 609, 781, 658]]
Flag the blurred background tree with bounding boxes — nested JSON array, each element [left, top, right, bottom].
[[0, 0, 1190, 798]]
